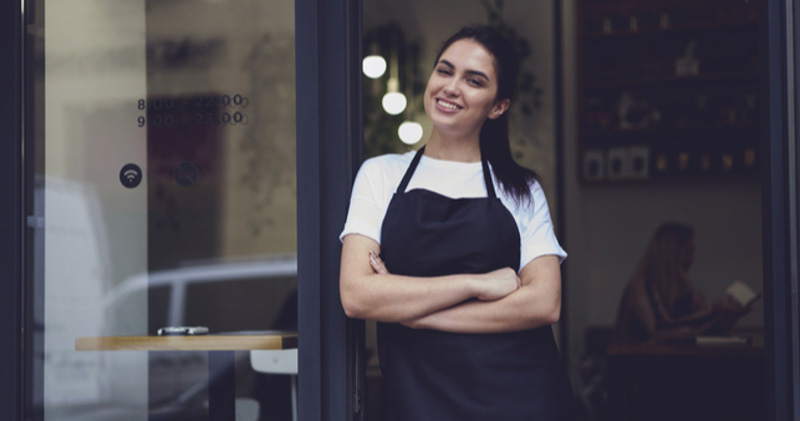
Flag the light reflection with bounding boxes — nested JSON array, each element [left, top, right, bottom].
[[398, 121, 423, 145], [362, 55, 387, 79], [382, 91, 407, 115]]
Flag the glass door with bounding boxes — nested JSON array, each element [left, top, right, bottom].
[[25, 0, 298, 419]]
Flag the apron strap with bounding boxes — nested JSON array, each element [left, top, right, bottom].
[[396, 146, 496, 199], [396, 146, 426, 193], [481, 158, 497, 199]]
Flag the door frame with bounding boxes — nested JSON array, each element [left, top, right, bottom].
[[295, 1, 365, 420], [0, 0, 24, 419], [761, 0, 799, 419]]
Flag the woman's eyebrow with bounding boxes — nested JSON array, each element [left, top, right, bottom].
[[437, 59, 490, 81], [465, 69, 490, 81], [437, 59, 455, 69]]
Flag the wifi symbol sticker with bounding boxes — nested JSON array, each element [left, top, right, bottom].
[[119, 163, 143, 188]]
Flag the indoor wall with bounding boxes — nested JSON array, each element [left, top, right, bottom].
[[560, 0, 763, 370]]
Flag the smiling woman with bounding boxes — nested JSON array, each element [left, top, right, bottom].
[[423, 39, 509, 158], [339, 25, 573, 420]]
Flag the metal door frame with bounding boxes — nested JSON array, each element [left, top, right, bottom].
[[295, 1, 364, 420], [762, 1, 800, 419], [0, 0, 24, 418]]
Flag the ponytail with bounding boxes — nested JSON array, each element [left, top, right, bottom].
[[436, 25, 538, 204]]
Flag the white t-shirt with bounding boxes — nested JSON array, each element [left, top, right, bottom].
[[340, 151, 567, 270]]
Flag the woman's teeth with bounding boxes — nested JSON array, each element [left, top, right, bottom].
[[437, 99, 459, 110]]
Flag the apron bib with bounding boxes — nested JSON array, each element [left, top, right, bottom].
[[378, 147, 572, 420]]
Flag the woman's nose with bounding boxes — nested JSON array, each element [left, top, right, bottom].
[[443, 80, 459, 96]]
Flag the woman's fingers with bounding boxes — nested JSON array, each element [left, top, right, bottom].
[[369, 250, 389, 274], [475, 267, 520, 301]]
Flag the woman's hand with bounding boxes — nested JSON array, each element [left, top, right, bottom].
[[341, 234, 519, 322], [713, 294, 751, 318], [400, 273, 520, 327], [472, 267, 521, 301], [368, 250, 389, 275], [400, 256, 562, 333], [368, 251, 518, 301], [699, 295, 751, 336]]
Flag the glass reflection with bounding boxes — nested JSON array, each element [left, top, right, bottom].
[[32, 0, 297, 419]]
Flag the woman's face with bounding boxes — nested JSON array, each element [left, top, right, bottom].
[[423, 39, 509, 139]]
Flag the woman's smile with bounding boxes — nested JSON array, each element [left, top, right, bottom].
[[423, 39, 507, 141], [435, 98, 462, 112]]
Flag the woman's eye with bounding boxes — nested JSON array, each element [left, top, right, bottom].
[[468, 78, 484, 87], [436, 68, 452, 76]]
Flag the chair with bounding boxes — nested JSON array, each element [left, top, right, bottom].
[[250, 349, 298, 421]]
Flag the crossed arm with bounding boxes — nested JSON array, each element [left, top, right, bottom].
[[339, 233, 562, 334]]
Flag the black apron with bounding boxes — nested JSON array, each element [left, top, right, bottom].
[[378, 147, 572, 420]]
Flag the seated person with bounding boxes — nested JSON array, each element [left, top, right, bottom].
[[614, 222, 750, 343]]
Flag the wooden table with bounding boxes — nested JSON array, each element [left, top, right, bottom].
[[604, 336, 764, 421], [76, 332, 297, 420]]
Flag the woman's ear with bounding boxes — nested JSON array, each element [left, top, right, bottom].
[[489, 99, 511, 120]]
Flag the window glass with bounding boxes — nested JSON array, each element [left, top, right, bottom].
[[28, 0, 297, 419]]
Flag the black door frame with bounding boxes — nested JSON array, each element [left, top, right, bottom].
[[0, 0, 23, 419], [295, 0, 365, 420], [762, 1, 800, 420]]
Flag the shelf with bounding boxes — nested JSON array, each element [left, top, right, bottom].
[[580, 145, 760, 184], [582, 123, 758, 146], [577, 0, 760, 183], [582, 20, 758, 41], [583, 71, 758, 89]]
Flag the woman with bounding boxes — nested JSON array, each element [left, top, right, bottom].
[[339, 26, 572, 419], [615, 222, 749, 343]]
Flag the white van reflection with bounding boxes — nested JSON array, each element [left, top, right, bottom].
[[103, 256, 297, 333], [103, 256, 298, 421]]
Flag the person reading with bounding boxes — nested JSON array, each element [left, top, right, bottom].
[[615, 222, 751, 344]]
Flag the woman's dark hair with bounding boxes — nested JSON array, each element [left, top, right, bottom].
[[435, 25, 537, 205], [614, 222, 696, 342]]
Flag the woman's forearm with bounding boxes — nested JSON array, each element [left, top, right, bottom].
[[404, 281, 560, 333], [339, 234, 519, 323], [342, 271, 486, 322], [660, 309, 716, 327], [403, 255, 562, 334]]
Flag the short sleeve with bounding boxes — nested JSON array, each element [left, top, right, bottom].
[[519, 182, 567, 269], [339, 158, 389, 244]]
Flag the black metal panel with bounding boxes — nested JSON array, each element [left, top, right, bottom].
[[791, 0, 800, 416], [552, 0, 570, 365], [295, 2, 323, 417], [296, 0, 363, 420], [0, 0, 24, 419], [760, 0, 798, 419]]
